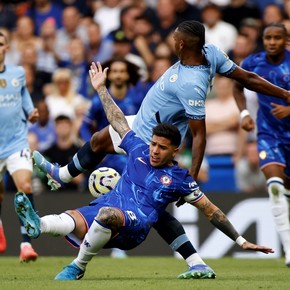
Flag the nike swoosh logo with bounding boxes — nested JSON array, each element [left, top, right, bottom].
[[137, 157, 147, 165]]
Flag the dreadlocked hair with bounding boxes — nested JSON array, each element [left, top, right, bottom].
[[177, 20, 205, 50]]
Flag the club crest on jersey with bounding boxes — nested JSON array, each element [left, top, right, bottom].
[[160, 175, 172, 186], [0, 79, 6, 88], [169, 74, 178, 82], [11, 78, 19, 87]]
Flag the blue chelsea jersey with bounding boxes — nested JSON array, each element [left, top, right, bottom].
[[241, 50, 290, 143], [0, 65, 34, 158], [101, 131, 204, 226], [132, 44, 237, 144]]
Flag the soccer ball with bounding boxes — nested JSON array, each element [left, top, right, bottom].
[[88, 167, 121, 198]]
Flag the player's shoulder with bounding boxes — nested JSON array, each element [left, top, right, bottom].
[[242, 51, 266, 67], [5, 64, 25, 75], [285, 49, 290, 60], [203, 44, 226, 55]]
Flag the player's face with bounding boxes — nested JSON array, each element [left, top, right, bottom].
[[173, 29, 182, 58], [0, 35, 8, 65], [263, 26, 287, 56], [108, 61, 130, 87], [149, 135, 178, 167]]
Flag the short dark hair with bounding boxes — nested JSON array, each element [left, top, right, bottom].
[[264, 22, 288, 36], [177, 20, 205, 50], [152, 123, 181, 147], [55, 114, 72, 123]]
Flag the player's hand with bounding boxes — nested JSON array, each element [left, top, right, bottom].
[[241, 115, 255, 132], [285, 95, 290, 104], [270, 102, 290, 119], [89, 62, 109, 91], [240, 240, 274, 254], [28, 108, 39, 123]]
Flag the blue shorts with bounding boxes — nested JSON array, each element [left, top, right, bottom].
[[65, 195, 151, 250], [258, 133, 290, 176]]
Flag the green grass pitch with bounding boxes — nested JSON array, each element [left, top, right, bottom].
[[0, 257, 289, 290]]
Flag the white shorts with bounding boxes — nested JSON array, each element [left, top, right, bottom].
[[108, 115, 136, 154], [0, 148, 33, 182]]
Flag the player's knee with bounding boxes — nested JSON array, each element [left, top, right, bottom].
[[18, 181, 32, 194], [267, 177, 285, 201], [91, 131, 105, 152], [90, 127, 112, 153], [96, 207, 123, 232]]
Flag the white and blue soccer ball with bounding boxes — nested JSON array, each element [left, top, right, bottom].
[[88, 167, 121, 198]]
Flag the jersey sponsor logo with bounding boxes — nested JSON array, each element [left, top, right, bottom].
[[169, 74, 178, 82], [0, 79, 6, 88], [188, 99, 205, 107], [160, 175, 172, 186], [137, 157, 147, 165], [0, 93, 21, 107]]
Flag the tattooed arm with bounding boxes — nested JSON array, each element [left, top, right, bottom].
[[191, 195, 274, 254], [89, 61, 131, 139]]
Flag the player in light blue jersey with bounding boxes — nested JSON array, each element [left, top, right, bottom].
[[15, 62, 274, 280], [233, 23, 290, 266], [0, 32, 39, 261], [33, 20, 290, 278]]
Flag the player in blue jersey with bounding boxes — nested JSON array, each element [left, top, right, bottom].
[[80, 58, 143, 174], [33, 20, 290, 278], [15, 62, 274, 280], [233, 22, 290, 266], [0, 32, 39, 261]]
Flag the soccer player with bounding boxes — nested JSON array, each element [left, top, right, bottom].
[[80, 58, 142, 174], [15, 62, 274, 280], [0, 31, 39, 261], [33, 20, 290, 276], [233, 22, 290, 266]]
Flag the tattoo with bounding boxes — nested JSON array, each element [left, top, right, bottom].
[[210, 209, 239, 241], [96, 206, 123, 233], [97, 86, 130, 138]]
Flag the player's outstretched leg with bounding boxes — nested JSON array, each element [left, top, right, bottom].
[[33, 151, 63, 191], [54, 262, 85, 280], [14, 192, 41, 239], [177, 264, 216, 279]]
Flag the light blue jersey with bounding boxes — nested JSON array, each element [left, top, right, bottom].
[[0, 65, 34, 159], [132, 44, 237, 144]]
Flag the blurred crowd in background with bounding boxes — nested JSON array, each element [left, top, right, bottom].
[[1, 0, 289, 194]]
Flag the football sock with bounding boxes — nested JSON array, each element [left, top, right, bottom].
[[153, 211, 197, 260], [73, 219, 111, 271], [267, 177, 290, 255], [186, 253, 206, 267], [41, 213, 75, 236], [66, 142, 106, 178], [19, 193, 35, 243]]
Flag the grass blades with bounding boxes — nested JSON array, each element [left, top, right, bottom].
[[0, 257, 289, 290]]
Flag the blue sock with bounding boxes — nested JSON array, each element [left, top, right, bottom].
[[68, 142, 106, 177]]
